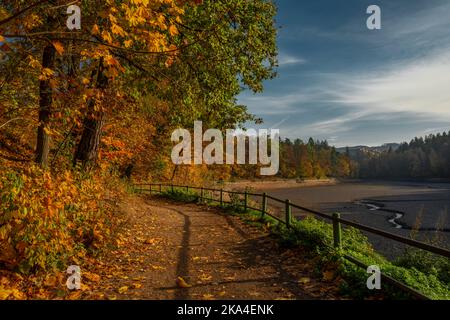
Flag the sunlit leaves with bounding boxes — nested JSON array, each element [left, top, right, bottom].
[[52, 41, 64, 55], [0, 165, 116, 274]]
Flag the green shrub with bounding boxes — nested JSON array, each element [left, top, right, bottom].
[[161, 187, 199, 203]]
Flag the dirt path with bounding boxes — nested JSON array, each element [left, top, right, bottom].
[[84, 195, 342, 300]]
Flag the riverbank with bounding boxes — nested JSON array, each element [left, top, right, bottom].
[[225, 178, 339, 191]]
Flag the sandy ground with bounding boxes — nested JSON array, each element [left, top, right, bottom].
[[241, 180, 450, 259], [226, 178, 338, 190]]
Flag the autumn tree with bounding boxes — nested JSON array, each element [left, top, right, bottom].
[[1, 0, 196, 167]]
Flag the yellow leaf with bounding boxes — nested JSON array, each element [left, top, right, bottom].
[[84, 272, 101, 283], [0, 288, 13, 300], [111, 24, 126, 37], [199, 274, 212, 282], [44, 275, 57, 287], [28, 56, 41, 69], [144, 238, 158, 245], [151, 265, 165, 270], [92, 24, 100, 35], [104, 55, 121, 69], [298, 277, 310, 284], [0, 35, 5, 42], [39, 67, 54, 81], [52, 41, 64, 55], [124, 39, 133, 48], [102, 31, 113, 43], [12, 289, 26, 299], [118, 286, 128, 294], [168, 25, 178, 36], [132, 283, 142, 289], [176, 277, 191, 288]]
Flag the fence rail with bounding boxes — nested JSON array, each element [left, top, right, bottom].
[[134, 182, 450, 300]]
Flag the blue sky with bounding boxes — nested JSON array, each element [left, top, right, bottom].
[[239, 0, 450, 147]]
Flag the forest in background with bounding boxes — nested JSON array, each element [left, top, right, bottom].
[[350, 131, 450, 179], [229, 138, 351, 180], [278, 138, 351, 179], [231, 131, 450, 182]]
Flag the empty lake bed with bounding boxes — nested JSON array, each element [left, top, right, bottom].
[[243, 180, 450, 259]]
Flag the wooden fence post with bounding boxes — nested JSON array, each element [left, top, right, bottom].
[[244, 191, 248, 212], [333, 213, 342, 249], [261, 193, 267, 218], [159, 183, 162, 193], [285, 199, 292, 228], [220, 189, 224, 207], [200, 187, 204, 203]]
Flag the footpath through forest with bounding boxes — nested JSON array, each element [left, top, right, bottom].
[[80, 195, 343, 300]]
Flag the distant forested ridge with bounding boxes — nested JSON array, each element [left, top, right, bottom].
[[351, 131, 450, 179], [278, 138, 351, 179]]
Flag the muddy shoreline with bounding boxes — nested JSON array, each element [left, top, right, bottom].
[[231, 179, 450, 259]]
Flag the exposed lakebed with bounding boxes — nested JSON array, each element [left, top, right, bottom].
[[248, 180, 450, 259]]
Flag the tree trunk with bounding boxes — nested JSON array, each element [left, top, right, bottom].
[[73, 60, 108, 167], [35, 44, 56, 167]]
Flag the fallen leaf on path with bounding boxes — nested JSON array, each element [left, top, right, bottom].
[[151, 265, 165, 271], [118, 286, 128, 294], [298, 277, 311, 284], [144, 238, 159, 245], [176, 277, 191, 288], [199, 274, 212, 281], [132, 283, 142, 289], [322, 270, 335, 281], [84, 272, 101, 283]]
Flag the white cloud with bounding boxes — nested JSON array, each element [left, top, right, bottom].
[[323, 49, 450, 121], [389, 2, 450, 39], [264, 48, 450, 139], [277, 52, 307, 66]]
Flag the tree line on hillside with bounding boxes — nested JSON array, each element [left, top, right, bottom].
[[278, 138, 351, 179], [229, 138, 351, 179], [353, 131, 450, 179], [224, 131, 450, 181]]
